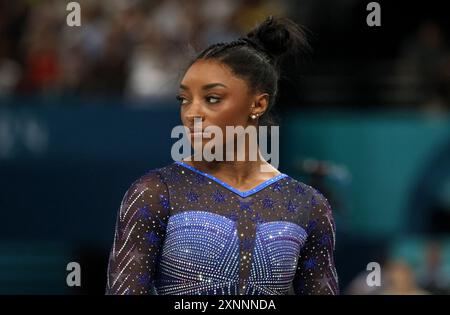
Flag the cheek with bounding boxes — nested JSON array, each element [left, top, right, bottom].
[[215, 99, 250, 126], [180, 107, 190, 124], [213, 102, 251, 145]]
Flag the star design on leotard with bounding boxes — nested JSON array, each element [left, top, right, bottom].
[[239, 201, 253, 212], [295, 184, 306, 195], [212, 190, 226, 203], [262, 196, 275, 209], [304, 257, 317, 270], [145, 231, 161, 245], [306, 219, 318, 234], [186, 190, 199, 203], [310, 195, 318, 207], [137, 204, 151, 220], [167, 168, 182, 183], [285, 200, 298, 213], [159, 194, 170, 209], [250, 212, 265, 224], [194, 173, 207, 184], [157, 216, 167, 229], [137, 272, 151, 286], [227, 213, 239, 222], [272, 182, 283, 192], [319, 233, 331, 247]]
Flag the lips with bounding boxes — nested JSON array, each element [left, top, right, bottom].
[[188, 127, 211, 137], [190, 131, 211, 136]]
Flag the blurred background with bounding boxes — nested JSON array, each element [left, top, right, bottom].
[[1, 0, 449, 294]]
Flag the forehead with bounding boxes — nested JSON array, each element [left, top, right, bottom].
[[181, 59, 248, 89]]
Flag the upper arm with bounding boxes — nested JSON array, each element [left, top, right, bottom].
[[105, 171, 170, 295], [293, 188, 339, 295]]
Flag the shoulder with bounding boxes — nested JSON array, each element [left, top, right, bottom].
[[120, 163, 176, 208], [283, 174, 332, 213], [116, 166, 172, 226], [126, 162, 177, 192], [127, 169, 165, 194]]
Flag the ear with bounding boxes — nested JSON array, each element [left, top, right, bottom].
[[250, 93, 269, 117]]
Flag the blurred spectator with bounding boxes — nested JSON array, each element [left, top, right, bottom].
[[380, 260, 430, 295], [417, 241, 450, 294], [80, 24, 128, 94], [397, 20, 450, 111], [0, 0, 448, 109], [0, 38, 20, 96], [0, 0, 291, 102], [436, 54, 450, 106], [344, 270, 384, 295]]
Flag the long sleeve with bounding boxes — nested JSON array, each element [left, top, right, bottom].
[[293, 188, 339, 295], [105, 171, 170, 295]]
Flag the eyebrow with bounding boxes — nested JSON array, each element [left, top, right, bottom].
[[179, 83, 228, 91]]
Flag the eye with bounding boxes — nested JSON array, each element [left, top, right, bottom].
[[176, 95, 188, 105], [206, 96, 220, 104]]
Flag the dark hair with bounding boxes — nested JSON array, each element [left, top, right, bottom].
[[187, 15, 311, 126]]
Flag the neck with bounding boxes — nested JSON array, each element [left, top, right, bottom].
[[184, 150, 275, 185]]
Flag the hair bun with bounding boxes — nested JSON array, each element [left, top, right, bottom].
[[246, 16, 310, 61]]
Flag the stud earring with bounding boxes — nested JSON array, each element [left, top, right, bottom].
[[251, 114, 257, 119]]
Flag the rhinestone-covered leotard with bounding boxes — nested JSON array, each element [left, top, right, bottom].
[[105, 161, 339, 295]]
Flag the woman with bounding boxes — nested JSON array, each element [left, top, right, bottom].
[[106, 16, 339, 295]]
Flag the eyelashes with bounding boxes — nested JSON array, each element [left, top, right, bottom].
[[205, 96, 221, 104], [176, 95, 187, 105], [176, 95, 221, 105]]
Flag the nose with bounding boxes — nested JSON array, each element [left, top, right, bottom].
[[186, 115, 205, 133], [183, 100, 205, 127], [186, 114, 205, 124]]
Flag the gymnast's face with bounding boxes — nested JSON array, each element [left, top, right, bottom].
[[177, 59, 268, 147]]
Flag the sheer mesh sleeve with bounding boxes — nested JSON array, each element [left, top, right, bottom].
[[105, 171, 170, 295], [293, 189, 339, 295]]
